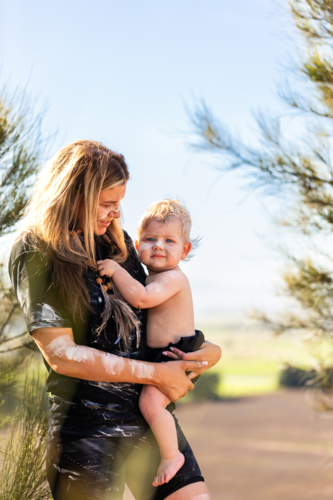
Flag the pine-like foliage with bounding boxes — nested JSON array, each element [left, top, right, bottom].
[[0, 86, 46, 234], [0, 84, 50, 357], [0, 376, 51, 500], [187, 0, 333, 401], [0, 84, 51, 493]]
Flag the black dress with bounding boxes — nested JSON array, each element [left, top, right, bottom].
[[9, 232, 204, 500]]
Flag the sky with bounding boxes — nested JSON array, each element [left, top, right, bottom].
[[1, 0, 299, 325]]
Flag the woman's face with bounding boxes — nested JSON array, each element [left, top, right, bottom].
[[77, 182, 127, 236]]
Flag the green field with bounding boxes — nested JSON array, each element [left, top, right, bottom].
[[2, 321, 331, 416], [196, 322, 331, 398]]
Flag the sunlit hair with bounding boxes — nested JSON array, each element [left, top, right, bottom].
[[16, 140, 140, 347], [138, 199, 200, 259]]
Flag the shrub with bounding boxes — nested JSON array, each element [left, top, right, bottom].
[[279, 366, 318, 388], [190, 372, 221, 401]]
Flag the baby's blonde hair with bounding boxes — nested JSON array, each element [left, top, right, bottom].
[[138, 199, 200, 258]]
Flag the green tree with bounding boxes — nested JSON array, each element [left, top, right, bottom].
[[0, 85, 52, 498], [0, 86, 50, 353], [187, 0, 333, 401]]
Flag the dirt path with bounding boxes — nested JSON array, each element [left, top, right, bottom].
[[173, 390, 333, 500], [2, 389, 332, 499]]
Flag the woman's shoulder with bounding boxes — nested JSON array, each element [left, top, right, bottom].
[[9, 235, 73, 334], [10, 236, 33, 268], [9, 234, 50, 275]]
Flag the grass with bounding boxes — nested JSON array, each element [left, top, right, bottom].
[[0, 351, 47, 430], [195, 321, 332, 399], [0, 372, 51, 500]]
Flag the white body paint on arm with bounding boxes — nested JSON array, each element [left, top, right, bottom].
[[101, 351, 126, 376], [46, 333, 154, 380], [46, 334, 97, 363], [130, 359, 155, 379]]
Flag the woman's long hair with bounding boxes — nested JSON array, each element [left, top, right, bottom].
[[17, 140, 140, 348]]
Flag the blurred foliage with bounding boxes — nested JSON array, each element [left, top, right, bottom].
[[0, 84, 49, 234], [0, 81, 49, 402], [0, 374, 51, 500], [279, 366, 318, 387], [182, 371, 222, 403], [0, 83, 51, 493], [279, 364, 333, 388], [187, 0, 333, 407], [192, 372, 221, 401]]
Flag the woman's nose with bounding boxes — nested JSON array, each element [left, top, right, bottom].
[[108, 206, 121, 218], [110, 211, 121, 219]]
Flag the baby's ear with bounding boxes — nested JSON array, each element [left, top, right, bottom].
[[181, 241, 192, 260], [135, 240, 139, 252]]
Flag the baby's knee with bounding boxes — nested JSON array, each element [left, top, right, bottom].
[[139, 386, 161, 420]]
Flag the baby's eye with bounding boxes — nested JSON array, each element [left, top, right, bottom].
[[166, 239, 173, 243], [147, 237, 154, 241]]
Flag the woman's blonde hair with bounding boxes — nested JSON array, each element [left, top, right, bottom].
[[17, 140, 140, 347]]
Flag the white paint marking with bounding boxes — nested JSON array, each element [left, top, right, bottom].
[[131, 360, 155, 380], [46, 335, 96, 363], [102, 351, 126, 375]]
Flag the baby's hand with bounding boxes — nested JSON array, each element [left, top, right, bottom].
[[97, 259, 120, 278]]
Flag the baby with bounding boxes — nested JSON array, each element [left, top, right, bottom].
[[97, 199, 205, 487]]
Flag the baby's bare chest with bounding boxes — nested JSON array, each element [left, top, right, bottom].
[[146, 287, 194, 347]]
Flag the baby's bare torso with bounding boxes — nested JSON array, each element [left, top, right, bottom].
[[146, 269, 195, 348]]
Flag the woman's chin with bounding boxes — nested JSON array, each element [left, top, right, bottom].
[[94, 226, 108, 236]]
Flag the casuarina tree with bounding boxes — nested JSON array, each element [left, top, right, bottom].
[[0, 84, 52, 498], [0, 85, 50, 354], [187, 0, 333, 403]]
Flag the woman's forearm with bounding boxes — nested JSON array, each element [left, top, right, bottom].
[[33, 328, 156, 385], [32, 327, 207, 401]]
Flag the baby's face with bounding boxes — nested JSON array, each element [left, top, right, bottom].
[[136, 218, 191, 273]]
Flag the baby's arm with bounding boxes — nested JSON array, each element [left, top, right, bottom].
[[96, 259, 183, 309]]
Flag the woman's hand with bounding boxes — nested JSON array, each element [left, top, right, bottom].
[[154, 359, 209, 402], [162, 341, 222, 380]]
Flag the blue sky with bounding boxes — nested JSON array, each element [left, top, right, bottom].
[[1, 0, 298, 324]]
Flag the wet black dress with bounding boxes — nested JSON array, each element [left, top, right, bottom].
[[9, 232, 204, 500]]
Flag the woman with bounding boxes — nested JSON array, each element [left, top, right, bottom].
[[9, 140, 221, 500]]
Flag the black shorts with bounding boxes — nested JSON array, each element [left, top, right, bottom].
[[147, 330, 205, 365], [47, 417, 204, 500], [148, 330, 205, 414]]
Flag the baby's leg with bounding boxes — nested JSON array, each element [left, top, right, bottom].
[[139, 385, 185, 487]]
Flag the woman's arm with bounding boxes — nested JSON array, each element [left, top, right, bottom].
[[32, 327, 208, 402]]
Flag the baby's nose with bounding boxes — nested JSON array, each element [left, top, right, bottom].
[[154, 239, 164, 248]]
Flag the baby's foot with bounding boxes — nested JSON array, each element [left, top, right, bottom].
[[152, 451, 185, 487]]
